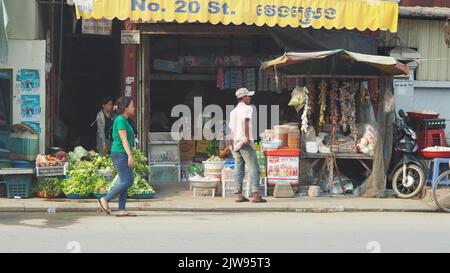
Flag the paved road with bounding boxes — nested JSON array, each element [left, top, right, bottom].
[[0, 211, 449, 253]]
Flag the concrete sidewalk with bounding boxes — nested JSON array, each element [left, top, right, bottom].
[[0, 183, 439, 213]]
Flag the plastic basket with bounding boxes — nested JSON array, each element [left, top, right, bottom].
[[421, 150, 450, 158], [128, 192, 155, 199], [93, 192, 108, 199], [65, 193, 93, 199], [5, 174, 32, 198], [261, 140, 282, 150]]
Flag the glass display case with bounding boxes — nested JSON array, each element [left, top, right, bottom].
[[148, 133, 181, 183]]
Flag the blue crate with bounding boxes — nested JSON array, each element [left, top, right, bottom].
[[5, 174, 32, 198]]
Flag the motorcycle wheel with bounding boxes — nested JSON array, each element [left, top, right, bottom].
[[392, 164, 425, 199]]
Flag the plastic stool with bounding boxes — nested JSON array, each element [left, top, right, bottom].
[[426, 158, 450, 187]]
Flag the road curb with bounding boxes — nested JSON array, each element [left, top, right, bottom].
[[0, 206, 437, 213]]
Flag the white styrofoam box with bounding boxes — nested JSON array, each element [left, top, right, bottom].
[[305, 142, 318, 153], [222, 178, 267, 197]]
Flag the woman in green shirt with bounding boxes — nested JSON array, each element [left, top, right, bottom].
[[98, 96, 136, 217]]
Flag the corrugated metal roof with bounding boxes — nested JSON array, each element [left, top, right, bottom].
[[401, 0, 450, 8], [380, 19, 450, 81]]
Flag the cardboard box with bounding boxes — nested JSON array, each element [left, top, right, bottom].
[[180, 140, 196, 161], [195, 140, 209, 154]]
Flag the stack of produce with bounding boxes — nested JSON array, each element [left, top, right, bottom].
[[61, 146, 154, 198], [36, 152, 67, 167]]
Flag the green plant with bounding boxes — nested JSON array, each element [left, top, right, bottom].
[[35, 177, 64, 195], [206, 139, 219, 157]]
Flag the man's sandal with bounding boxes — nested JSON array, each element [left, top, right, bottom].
[[235, 196, 250, 202], [251, 197, 267, 203]]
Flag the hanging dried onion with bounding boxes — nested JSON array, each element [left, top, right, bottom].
[[306, 78, 315, 124], [318, 80, 327, 128], [349, 80, 358, 141]]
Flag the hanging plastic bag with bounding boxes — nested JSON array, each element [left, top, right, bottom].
[[108, 175, 121, 191], [288, 85, 307, 108], [358, 82, 376, 126]]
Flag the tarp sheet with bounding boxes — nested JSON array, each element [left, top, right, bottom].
[[261, 49, 409, 76]]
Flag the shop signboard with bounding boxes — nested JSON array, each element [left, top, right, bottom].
[[267, 155, 299, 184], [121, 30, 140, 44], [82, 18, 112, 35], [75, 0, 399, 33]]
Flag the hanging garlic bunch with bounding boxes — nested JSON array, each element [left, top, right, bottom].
[[349, 80, 358, 141], [301, 87, 309, 133], [306, 78, 315, 122], [330, 79, 339, 138], [339, 81, 351, 132], [318, 80, 327, 128]]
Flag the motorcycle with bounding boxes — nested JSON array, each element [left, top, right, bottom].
[[388, 110, 425, 199]]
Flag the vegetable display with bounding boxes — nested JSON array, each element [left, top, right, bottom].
[[62, 146, 154, 197], [62, 160, 103, 195], [36, 154, 67, 167], [128, 175, 155, 196]]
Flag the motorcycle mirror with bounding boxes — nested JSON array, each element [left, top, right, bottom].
[[398, 109, 407, 119]]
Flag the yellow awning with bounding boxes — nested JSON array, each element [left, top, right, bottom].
[[76, 0, 399, 32]]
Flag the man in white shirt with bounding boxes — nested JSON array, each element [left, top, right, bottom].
[[229, 88, 267, 203]]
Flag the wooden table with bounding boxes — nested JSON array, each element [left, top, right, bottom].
[[301, 153, 373, 194]]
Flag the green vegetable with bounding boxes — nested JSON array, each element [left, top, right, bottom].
[[63, 146, 154, 196], [63, 161, 104, 195], [34, 177, 64, 195], [132, 148, 150, 177], [128, 175, 155, 196], [68, 146, 88, 163]]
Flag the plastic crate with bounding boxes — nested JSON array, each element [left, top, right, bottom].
[[5, 174, 32, 198], [36, 163, 68, 177]]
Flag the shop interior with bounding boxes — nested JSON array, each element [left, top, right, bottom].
[[55, 13, 123, 152], [148, 34, 299, 134]]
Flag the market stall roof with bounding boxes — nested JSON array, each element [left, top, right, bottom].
[[75, 0, 399, 32], [260, 49, 409, 77]]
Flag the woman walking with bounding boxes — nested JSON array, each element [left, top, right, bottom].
[[97, 96, 137, 217]]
